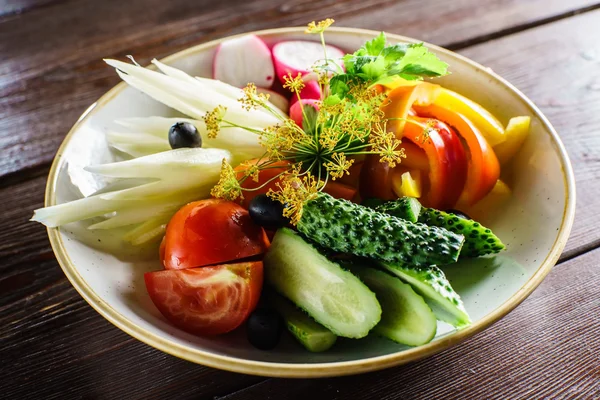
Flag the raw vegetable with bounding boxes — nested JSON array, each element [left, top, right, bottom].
[[381, 262, 471, 328], [161, 199, 270, 270], [31, 148, 231, 231], [144, 261, 263, 335], [413, 104, 500, 207], [234, 159, 290, 208], [289, 99, 319, 128], [350, 264, 437, 346], [375, 199, 505, 257], [432, 88, 506, 146], [264, 228, 381, 338], [402, 117, 468, 209], [391, 169, 422, 198], [493, 116, 531, 165], [213, 34, 275, 88], [381, 82, 441, 134], [269, 292, 337, 352], [256, 87, 289, 113], [289, 80, 322, 106], [359, 154, 396, 201], [297, 192, 464, 267], [466, 179, 512, 223], [272, 40, 345, 83], [374, 196, 422, 223], [246, 308, 283, 350]]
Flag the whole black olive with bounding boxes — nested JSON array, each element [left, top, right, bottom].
[[246, 308, 283, 350], [168, 122, 202, 149], [248, 194, 288, 230]]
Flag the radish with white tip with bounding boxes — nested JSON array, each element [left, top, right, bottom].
[[272, 40, 345, 84], [289, 99, 320, 128], [289, 80, 322, 106], [213, 35, 275, 88]]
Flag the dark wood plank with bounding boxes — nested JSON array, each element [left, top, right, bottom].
[[217, 247, 600, 400], [458, 9, 600, 260], [1, 0, 598, 178]]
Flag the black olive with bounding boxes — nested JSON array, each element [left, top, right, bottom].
[[445, 208, 472, 220], [168, 122, 202, 149], [248, 194, 288, 230], [246, 308, 283, 350]]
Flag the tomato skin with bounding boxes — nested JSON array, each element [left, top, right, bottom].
[[413, 104, 500, 206], [403, 117, 468, 209], [235, 159, 291, 209], [359, 154, 396, 201], [162, 200, 269, 270], [145, 261, 263, 335], [323, 181, 358, 202]]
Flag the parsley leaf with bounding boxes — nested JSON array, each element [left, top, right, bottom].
[[331, 33, 448, 98]]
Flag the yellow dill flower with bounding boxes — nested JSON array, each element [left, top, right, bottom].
[[370, 123, 406, 168], [324, 153, 355, 180], [210, 159, 243, 201], [267, 173, 321, 225], [282, 73, 305, 94], [203, 105, 227, 138], [238, 160, 261, 183], [239, 83, 270, 111], [319, 126, 341, 150], [305, 18, 335, 34]]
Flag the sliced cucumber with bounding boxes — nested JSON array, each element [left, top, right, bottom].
[[264, 228, 381, 339], [350, 265, 437, 346], [374, 197, 422, 223], [269, 292, 337, 352], [381, 262, 471, 328]]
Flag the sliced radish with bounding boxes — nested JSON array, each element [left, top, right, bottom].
[[257, 88, 289, 114], [289, 80, 322, 106], [273, 41, 345, 84], [213, 35, 275, 88], [289, 99, 320, 128]]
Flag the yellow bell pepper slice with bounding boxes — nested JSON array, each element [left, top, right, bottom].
[[492, 116, 531, 165], [433, 88, 506, 146], [391, 170, 422, 198]]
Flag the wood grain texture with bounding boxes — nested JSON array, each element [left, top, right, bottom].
[[0, 0, 598, 179], [458, 9, 600, 260], [218, 247, 600, 400]]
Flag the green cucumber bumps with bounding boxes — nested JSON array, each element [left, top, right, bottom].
[[374, 198, 505, 257], [297, 193, 464, 267]]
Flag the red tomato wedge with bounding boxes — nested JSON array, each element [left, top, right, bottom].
[[413, 104, 500, 206], [145, 261, 263, 336], [359, 154, 396, 201], [403, 117, 468, 209], [162, 200, 269, 270]]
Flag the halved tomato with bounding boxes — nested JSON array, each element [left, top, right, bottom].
[[162, 199, 269, 270], [145, 261, 263, 335]]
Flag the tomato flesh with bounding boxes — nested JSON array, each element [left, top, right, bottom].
[[162, 199, 269, 270], [145, 261, 263, 335]]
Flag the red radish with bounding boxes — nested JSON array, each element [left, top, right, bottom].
[[213, 35, 275, 88], [289, 80, 322, 106], [289, 99, 320, 128], [257, 88, 289, 113], [272, 40, 345, 84]]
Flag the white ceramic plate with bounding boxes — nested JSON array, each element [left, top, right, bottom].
[[45, 27, 576, 377]]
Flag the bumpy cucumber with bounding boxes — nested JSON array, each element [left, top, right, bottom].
[[297, 193, 464, 267], [350, 265, 437, 346], [375, 199, 505, 257], [373, 197, 422, 223], [381, 262, 471, 328], [264, 228, 381, 338], [269, 292, 337, 352]]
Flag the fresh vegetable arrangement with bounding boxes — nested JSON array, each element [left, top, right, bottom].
[[32, 19, 531, 352]]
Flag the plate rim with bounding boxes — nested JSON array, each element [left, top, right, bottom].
[[45, 26, 576, 378]]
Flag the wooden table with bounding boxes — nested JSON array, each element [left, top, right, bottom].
[[2, 1, 599, 398]]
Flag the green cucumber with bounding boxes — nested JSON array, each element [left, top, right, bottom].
[[381, 262, 471, 328], [297, 193, 464, 267], [350, 265, 437, 346], [419, 209, 505, 257], [375, 199, 505, 257], [373, 197, 422, 223], [264, 228, 381, 338], [269, 292, 337, 352]]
